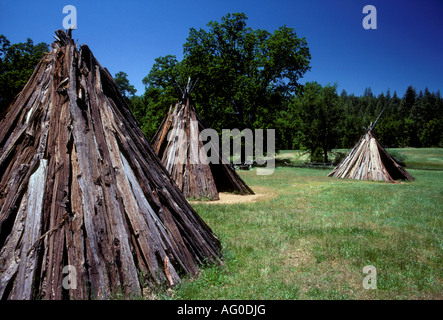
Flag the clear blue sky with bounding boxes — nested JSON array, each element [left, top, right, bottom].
[[1, 0, 442, 97]]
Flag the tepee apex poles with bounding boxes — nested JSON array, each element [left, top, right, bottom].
[[370, 108, 385, 132], [176, 77, 199, 102], [151, 81, 254, 200], [0, 30, 222, 300], [328, 110, 413, 182]]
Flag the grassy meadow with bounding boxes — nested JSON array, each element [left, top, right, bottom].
[[162, 148, 443, 300]]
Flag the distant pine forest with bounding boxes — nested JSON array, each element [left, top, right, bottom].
[[129, 82, 443, 160]]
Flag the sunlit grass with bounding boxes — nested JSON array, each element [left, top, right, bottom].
[[387, 148, 443, 170], [277, 147, 443, 170], [163, 149, 443, 300]]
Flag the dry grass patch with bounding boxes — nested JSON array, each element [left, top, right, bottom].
[[189, 185, 277, 205]]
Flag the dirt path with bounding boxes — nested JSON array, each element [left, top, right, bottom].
[[189, 186, 276, 204]]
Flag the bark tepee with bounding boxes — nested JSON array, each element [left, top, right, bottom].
[[328, 118, 414, 182], [0, 30, 222, 300], [151, 79, 254, 200]]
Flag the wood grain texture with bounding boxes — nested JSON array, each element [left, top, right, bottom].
[[151, 96, 254, 200], [0, 30, 222, 300], [328, 132, 414, 182]]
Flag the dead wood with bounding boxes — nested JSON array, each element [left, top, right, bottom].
[[151, 93, 254, 201], [0, 30, 222, 300], [328, 132, 414, 182]]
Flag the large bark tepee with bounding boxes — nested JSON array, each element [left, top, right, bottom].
[[328, 121, 414, 182], [151, 80, 254, 201], [0, 30, 222, 300]]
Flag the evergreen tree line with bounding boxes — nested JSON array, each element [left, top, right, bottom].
[[122, 13, 443, 162], [338, 86, 443, 150], [126, 80, 443, 163], [277, 83, 443, 162]]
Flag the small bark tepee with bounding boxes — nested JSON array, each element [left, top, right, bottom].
[[328, 125, 414, 182], [151, 80, 254, 200], [0, 30, 222, 300]]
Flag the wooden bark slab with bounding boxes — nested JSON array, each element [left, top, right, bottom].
[[151, 96, 254, 200], [328, 132, 414, 182], [0, 30, 222, 300]]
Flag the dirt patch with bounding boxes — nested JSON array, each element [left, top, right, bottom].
[[282, 244, 365, 297], [284, 247, 315, 269], [189, 186, 276, 204]]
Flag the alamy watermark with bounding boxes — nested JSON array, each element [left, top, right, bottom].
[[166, 122, 275, 175], [62, 264, 378, 291], [63, 5, 77, 30], [62, 265, 77, 290], [362, 5, 377, 30], [362, 265, 377, 289]]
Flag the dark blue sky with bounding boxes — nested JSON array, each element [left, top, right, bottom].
[[1, 0, 442, 97]]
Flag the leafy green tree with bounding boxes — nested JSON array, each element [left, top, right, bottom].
[[182, 13, 311, 133], [376, 115, 400, 147], [142, 55, 184, 108], [140, 12, 311, 147], [291, 82, 340, 162], [400, 85, 416, 118], [419, 118, 442, 147], [0, 35, 49, 113], [114, 71, 137, 99], [363, 87, 373, 98], [127, 93, 164, 139], [135, 12, 443, 150], [417, 88, 438, 123], [136, 55, 185, 139], [143, 55, 181, 91], [337, 96, 363, 148]]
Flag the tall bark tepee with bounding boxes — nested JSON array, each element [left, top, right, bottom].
[[151, 79, 254, 201], [0, 30, 222, 300], [328, 114, 414, 182]]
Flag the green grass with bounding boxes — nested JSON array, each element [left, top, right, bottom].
[[162, 149, 443, 300], [386, 148, 443, 170], [277, 147, 443, 170]]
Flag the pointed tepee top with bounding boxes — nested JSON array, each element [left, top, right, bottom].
[[328, 111, 414, 182], [151, 79, 254, 200], [52, 28, 76, 47], [363, 108, 385, 134], [0, 30, 222, 300], [176, 77, 199, 103]]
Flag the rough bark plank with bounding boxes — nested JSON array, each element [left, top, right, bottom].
[[151, 94, 254, 200], [328, 132, 414, 182], [0, 30, 222, 300]]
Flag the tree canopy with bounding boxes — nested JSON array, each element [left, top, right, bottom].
[[287, 82, 340, 162], [138, 12, 311, 139], [0, 35, 49, 114], [129, 13, 442, 159], [1, 18, 442, 161], [114, 71, 137, 99]]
